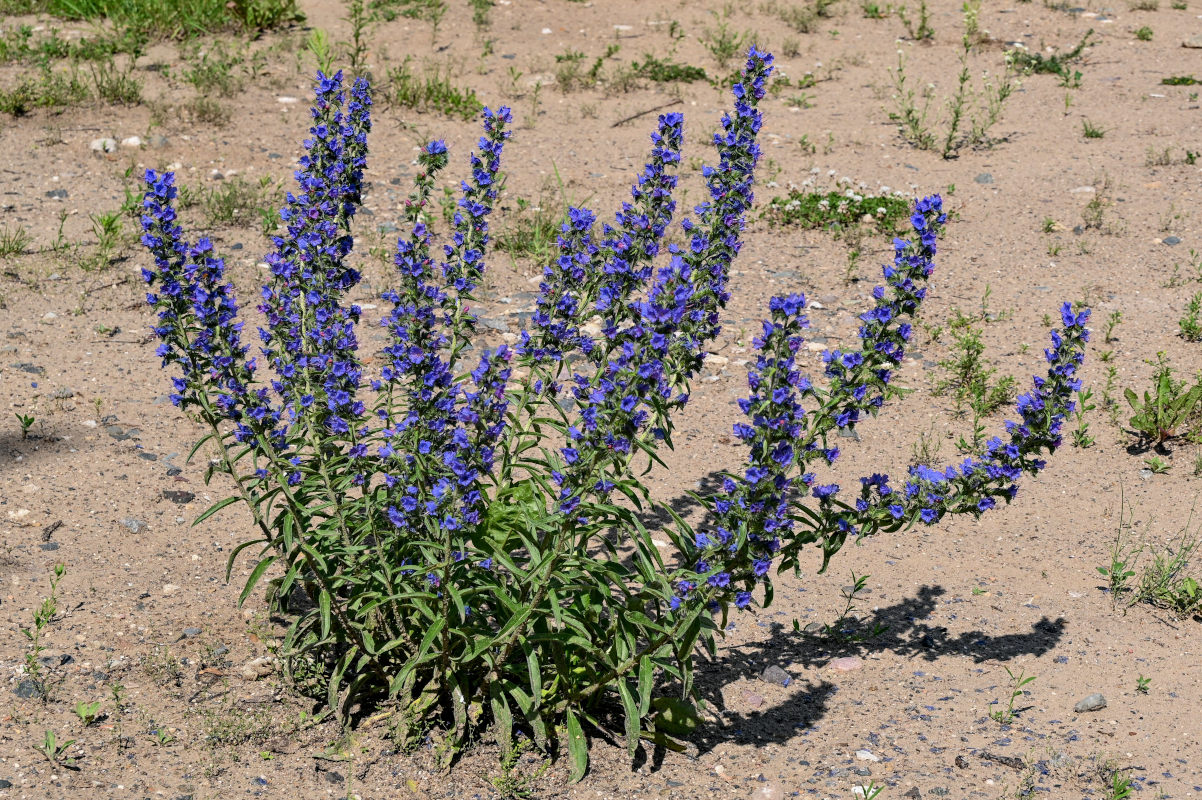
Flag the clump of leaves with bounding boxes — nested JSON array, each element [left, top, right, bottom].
[[1124, 353, 1202, 448], [763, 189, 910, 234], [1007, 30, 1097, 78]]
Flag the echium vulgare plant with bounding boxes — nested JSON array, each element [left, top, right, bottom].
[[140, 50, 1089, 777]]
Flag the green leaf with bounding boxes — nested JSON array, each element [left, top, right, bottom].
[[318, 590, 332, 640], [650, 697, 702, 737], [238, 555, 277, 607], [490, 682, 514, 759], [565, 708, 589, 783], [617, 678, 640, 759], [193, 494, 242, 527], [637, 656, 654, 718]]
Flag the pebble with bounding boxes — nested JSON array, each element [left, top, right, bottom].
[[856, 749, 880, 762], [974, 173, 994, 184], [1074, 693, 1107, 712], [162, 490, 196, 505], [1163, 235, 1182, 246], [182, 627, 202, 638], [1185, 33, 1202, 48], [830, 656, 862, 671], [241, 656, 275, 681], [760, 664, 792, 686], [90, 137, 117, 153], [903, 789, 922, 799], [120, 136, 142, 148], [0, 780, 11, 789], [148, 134, 169, 148], [121, 517, 149, 534], [277, 96, 299, 103], [45, 188, 68, 199]]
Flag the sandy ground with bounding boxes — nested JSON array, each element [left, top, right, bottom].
[[2, 0, 1202, 797]]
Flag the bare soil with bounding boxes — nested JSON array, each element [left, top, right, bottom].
[[2, 0, 1202, 797]]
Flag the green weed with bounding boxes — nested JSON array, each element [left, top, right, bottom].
[[0, 225, 31, 257], [387, 57, 483, 120], [988, 666, 1036, 725], [1180, 292, 1202, 341], [1008, 30, 1096, 79], [0, 0, 303, 40], [1124, 353, 1202, 448], [763, 189, 910, 234]]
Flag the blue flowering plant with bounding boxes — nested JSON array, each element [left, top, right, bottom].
[[139, 50, 1088, 776]]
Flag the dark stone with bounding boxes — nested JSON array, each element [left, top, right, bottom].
[[39, 542, 60, 551], [903, 789, 921, 799], [268, 152, 283, 159], [323, 771, 344, 784], [182, 627, 202, 638], [12, 362, 44, 375], [760, 664, 792, 686], [137, 452, 158, 461], [0, 780, 12, 789], [1164, 235, 1182, 246], [162, 490, 195, 504], [105, 424, 140, 440], [974, 173, 994, 184], [166, 467, 182, 477], [45, 189, 68, 199], [14, 679, 42, 699], [230, 242, 243, 250]]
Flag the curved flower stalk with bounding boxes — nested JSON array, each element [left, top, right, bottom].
[[674, 201, 1088, 619]]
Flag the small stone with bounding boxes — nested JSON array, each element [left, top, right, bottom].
[[377, 222, 398, 233], [1184, 33, 1202, 48], [182, 627, 202, 638], [120, 136, 142, 148], [744, 692, 764, 708], [802, 622, 823, 634], [830, 656, 862, 671], [277, 96, 299, 103], [121, 517, 149, 534], [241, 656, 275, 681], [162, 490, 195, 505], [14, 679, 42, 699], [39, 542, 60, 551], [45, 188, 68, 199], [166, 467, 183, 476], [213, 644, 229, 656], [1074, 693, 1107, 712], [760, 665, 792, 686], [903, 789, 922, 799], [1163, 235, 1182, 246], [90, 137, 117, 153], [974, 173, 994, 184], [163, 583, 180, 595], [0, 780, 12, 789], [856, 749, 880, 762], [137, 452, 158, 461], [148, 134, 170, 148]]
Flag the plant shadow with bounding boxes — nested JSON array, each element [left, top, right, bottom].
[[677, 584, 1065, 757]]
